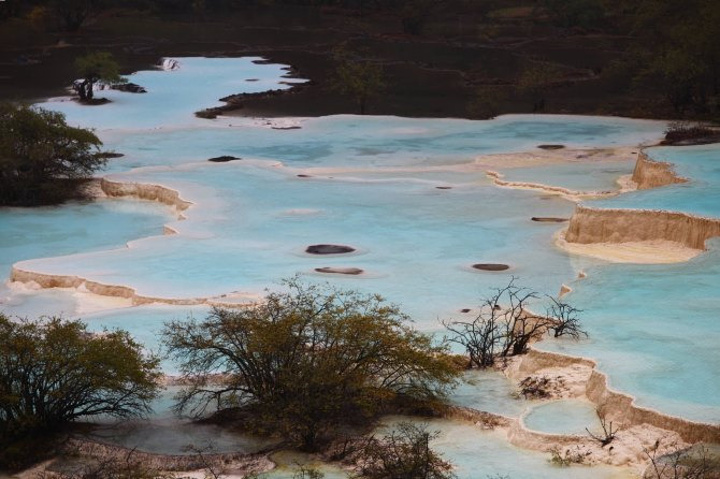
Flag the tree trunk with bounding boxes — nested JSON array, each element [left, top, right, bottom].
[[77, 79, 94, 101]]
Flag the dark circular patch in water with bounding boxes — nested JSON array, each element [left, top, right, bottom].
[[537, 144, 565, 150], [297, 174, 312, 178], [306, 244, 356, 255], [315, 267, 363, 275], [436, 186, 452, 190], [472, 263, 510, 271]]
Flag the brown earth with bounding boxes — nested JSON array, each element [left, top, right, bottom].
[[0, 4, 674, 119]]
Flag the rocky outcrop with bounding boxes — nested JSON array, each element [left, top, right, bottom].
[[509, 349, 720, 444], [157, 57, 181, 71], [100, 178, 192, 213], [111, 82, 147, 93], [10, 267, 256, 308], [564, 205, 720, 250], [486, 170, 612, 200], [315, 267, 364, 275], [586, 370, 720, 444], [631, 151, 687, 190], [62, 438, 275, 474]]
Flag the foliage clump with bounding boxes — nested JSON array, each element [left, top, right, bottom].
[[352, 422, 455, 479], [644, 439, 720, 479], [74, 51, 126, 102], [163, 279, 460, 450], [0, 103, 106, 206], [0, 314, 161, 470], [331, 43, 386, 115]]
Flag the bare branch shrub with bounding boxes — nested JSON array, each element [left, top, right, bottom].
[[445, 279, 579, 368], [352, 422, 455, 479], [549, 446, 590, 467], [545, 296, 587, 339], [586, 410, 620, 447], [516, 375, 565, 399], [644, 439, 720, 479]]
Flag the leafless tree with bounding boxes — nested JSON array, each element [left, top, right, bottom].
[[545, 296, 587, 339], [586, 410, 620, 447], [643, 439, 720, 479], [444, 279, 558, 368]]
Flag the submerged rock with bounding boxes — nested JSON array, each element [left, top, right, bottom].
[[306, 244, 356, 255], [472, 263, 510, 271], [537, 144, 565, 150], [208, 156, 242, 163], [315, 267, 363, 275], [111, 82, 147, 93], [98, 152, 125, 159], [531, 217, 569, 223]]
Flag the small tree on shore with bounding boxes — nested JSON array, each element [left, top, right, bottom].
[[74, 51, 126, 102], [0, 103, 106, 205], [331, 43, 386, 115], [163, 279, 460, 450], [0, 314, 161, 469]]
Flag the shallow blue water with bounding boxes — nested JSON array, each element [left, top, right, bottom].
[[523, 400, 599, 436], [1, 57, 716, 465], [380, 417, 633, 479], [591, 144, 720, 217], [499, 160, 635, 192], [540, 242, 720, 423]]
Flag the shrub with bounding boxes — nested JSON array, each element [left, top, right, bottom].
[[0, 103, 106, 206], [163, 278, 460, 450], [0, 314, 161, 469]]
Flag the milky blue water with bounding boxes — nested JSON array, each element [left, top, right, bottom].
[[450, 370, 530, 418], [3, 57, 717, 471], [0, 200, 173, 317], [378, 417, 633, 479], [535, 143, 720, 423], [539, 240, 720, 423], [592, 144, 720, 217], [523, 400, 600, 436], [88, 386, 277, 455], [499, 160, 635, 193]]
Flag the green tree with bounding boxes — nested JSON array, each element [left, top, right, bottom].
[[74, 51, 127, 102], [353, 422, 455, 479], [0, 103, 106, 206], [332, 44, 386, 115], [163, 279, 460, 450], [0, 314, 161, 468]]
